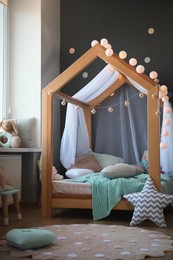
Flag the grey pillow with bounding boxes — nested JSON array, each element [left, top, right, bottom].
[[101, 163, 144, 179], [15, 118, 37, 148]]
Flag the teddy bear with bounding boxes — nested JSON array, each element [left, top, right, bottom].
[[52, 166, 64, 180], [0, 119, 21, 148]]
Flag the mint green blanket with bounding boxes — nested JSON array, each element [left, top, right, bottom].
[[69, 173, 173, 220]]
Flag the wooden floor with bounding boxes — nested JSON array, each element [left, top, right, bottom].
[[0, 204, 173, 259]]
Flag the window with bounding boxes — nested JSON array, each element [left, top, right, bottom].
[[0, 1, 8, 119]]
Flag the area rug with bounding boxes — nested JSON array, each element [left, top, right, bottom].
[[1, 224, 173, 260]]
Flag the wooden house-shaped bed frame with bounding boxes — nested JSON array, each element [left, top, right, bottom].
[[41, 44, 161, 218]]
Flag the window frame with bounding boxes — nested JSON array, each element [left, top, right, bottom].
[[0, 1, 9, 120]]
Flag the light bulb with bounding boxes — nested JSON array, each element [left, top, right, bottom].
[[91, 108, 96, 114], [108, 107, 113, 112], [61, 100, 66, 106], [139, 92, 144, 98], [124, 100, 129, 107]]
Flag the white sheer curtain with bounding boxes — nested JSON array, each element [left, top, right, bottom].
[[93, 84, 147, 164], [60, 65, 120, 169], [160, 102, 173, 179]]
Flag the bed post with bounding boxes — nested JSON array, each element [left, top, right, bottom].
[[41, 88, 53, 217], [84, 109, 92, 146], [147, 85, 161, 191]]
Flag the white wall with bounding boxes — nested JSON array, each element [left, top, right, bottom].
[[9, 0, 41, 147]]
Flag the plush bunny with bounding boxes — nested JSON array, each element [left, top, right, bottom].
[[0, 119, 21, 148]]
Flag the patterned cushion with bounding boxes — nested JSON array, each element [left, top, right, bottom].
[[124, 176, 173, 227], [70, 154, 102, 172]]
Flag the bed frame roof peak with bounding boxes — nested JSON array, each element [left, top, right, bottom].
[[43, 44, 158, 108]]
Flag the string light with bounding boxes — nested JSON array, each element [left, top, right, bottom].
[[61, 100, 66, 106], [124, 100, 129, 107], [108, 107, 113, 112], [139, 92, 144, 98], [91, 108, 96, 114]]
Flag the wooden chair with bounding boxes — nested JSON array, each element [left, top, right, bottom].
[[0, 189, 22, 225]]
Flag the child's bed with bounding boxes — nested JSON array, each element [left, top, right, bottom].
[[41, 43, 171, 218]]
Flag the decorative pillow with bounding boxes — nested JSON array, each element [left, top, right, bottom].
[[65, 168, 94, 179], [14, 118, 37, 148], [92, 152, 124, 169], [140, 150, 148, 172], [70, 154, 102, 172], [101, 163, 144, 179], [5, 228, 56, 250], [123, 176, 173, 227]]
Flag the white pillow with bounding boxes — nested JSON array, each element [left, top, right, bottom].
[[101, 163, 144, 179], [65, 168, 94, 179], [15, 118, 37, 148]]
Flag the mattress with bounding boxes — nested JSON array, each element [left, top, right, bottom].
[[52, 174, 173, 196], [52, 179, 92, 195]]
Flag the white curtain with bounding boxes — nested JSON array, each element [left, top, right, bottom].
[[93, 84, 147, 164], [160, 102, 173, 179], [60, 65, 120, 169]]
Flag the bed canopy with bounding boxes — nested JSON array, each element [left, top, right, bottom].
[[42, 42, 172, 217]]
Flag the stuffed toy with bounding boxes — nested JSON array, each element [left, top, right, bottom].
[[37, 154, 64, 181], [0, 119, 21, 148], [0, 167, 14, 192], [52, 166, 64, 180]]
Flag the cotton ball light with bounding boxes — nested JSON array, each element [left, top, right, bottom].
[[159, 91, 166, 99], [91, 40, 99, 47], [164, 119, 170, 125], [136, 65, 145, 73], [100, 38, 108, 46], [160, 85, 168, 93], [165, 106, 171, 113], [105, 48, 113, 57], [105, 43, 112, 49], [119, 51, 127, 59], [129, 58, 137, 66], [149, 71, 158, 79], [162, 130, 169, 137], [107, 64, 115, 71], [160, 142, 167, 149], [162, 96, 169, 102]]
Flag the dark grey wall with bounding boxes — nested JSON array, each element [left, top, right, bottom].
[[60, 0, 173, 102]]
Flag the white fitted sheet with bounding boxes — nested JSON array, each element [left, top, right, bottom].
[[52, 179, 92, 195]]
